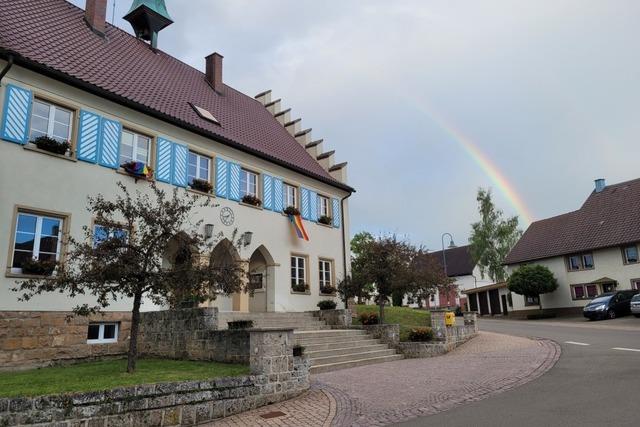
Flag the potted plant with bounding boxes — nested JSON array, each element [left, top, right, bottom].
[[317, 300, 337, 310], [32, 136, 71, 155], [318, 215, 333, 225], [189, 178, 213, 193], [242, 194, 262, 207], [320, 285, 337, 295], [20, 258, 57, 276], [291, 282, 309, 293], [121, 161, 153, 180], [283, 206, 300, 216], [407, 327, 434, 342]]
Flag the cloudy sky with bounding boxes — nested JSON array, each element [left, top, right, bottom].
[[72, 0, 640, 251]]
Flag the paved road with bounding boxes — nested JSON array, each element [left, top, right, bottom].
[[398, 317, 640, 427]]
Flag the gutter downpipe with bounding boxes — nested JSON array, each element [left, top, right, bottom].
[[0, 55, 14, 86], [340, 192, 353, 309]]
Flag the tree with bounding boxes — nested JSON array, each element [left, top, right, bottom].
[[469, 188, 522, 282], [347, 231, 376, 304], [406, 250, 452, 308], [352, 234, 414, 323], [13, 182, 247, 373], [507, 264, 558, 310]]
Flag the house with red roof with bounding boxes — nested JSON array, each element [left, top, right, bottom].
[[0, 0, 353, 364], [497, 178, 640, 317]]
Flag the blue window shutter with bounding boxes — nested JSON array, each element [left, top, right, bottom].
[[172, 143, 188, 187], [273, 178, 284, 212], [300, 188, 310, 220], [98, 118, 122, 169], [228, 162, 241, 201], [156, 138, 174, 183], [77, 110, 102, 163], [263, 174, 273, 210], [332, 198, 341, 228], [1, 84, 33, 144], [309, 191, 318, 222], [215, 158, 229, 198]]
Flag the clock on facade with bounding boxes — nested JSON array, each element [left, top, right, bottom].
[[220, 207, 235, 226]]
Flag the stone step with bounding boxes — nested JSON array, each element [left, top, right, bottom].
[[294, 335, 379, 345], [309, 348, 396, 365], [294, 330, 368, 339], [310, 354, 404, 374], [298, 339, 381, 351], [305, 344, 389, 358]]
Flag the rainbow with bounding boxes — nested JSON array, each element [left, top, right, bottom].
[[408, 99, 534, 226]]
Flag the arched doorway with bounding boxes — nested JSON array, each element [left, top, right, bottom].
[[162, 232, 200, 308], [248, 245, 276, 312], [210, 239, 248, 312]]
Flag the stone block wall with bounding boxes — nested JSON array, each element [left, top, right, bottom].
[[314, 309, 352, 328], [0, 311, 131, 371], [363, 324, 400, 346]]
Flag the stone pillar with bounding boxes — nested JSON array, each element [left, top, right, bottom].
[[249, 329, 294, 376], [232, 260, 250, 312], [430, 310, 447, 341], [463, 311, 478, 333], [316, 309, 352, 328]]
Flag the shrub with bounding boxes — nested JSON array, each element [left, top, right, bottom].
[[293, 344, 305, 357], [227, 320, 254, 330], [320, 285, 337, 295], [189, 178, 213, 193], [358, 312, 379, 325], [291, 283, 309, 293], [20, 258, 57, 276], [33, 136, 70, 155], [407, 327, 434, 342], [242, 194, 262, 207], [318, 215, 332, 225], [317, 300, 337, 310], [283, 206, 300, 216]]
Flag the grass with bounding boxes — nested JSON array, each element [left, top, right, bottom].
[[354, 305, 431, 341], [0, 358, 250, 398]]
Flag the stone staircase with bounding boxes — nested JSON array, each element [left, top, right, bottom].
[[294, 329, 403, 374], [218, 311, 330, 331]]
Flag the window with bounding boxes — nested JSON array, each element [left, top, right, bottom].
[[249, 273, 263, 290], [240, 169, 258, 198], [318, 195, 330, 218], [87, 322, 119, 344], [11, 212, 63, 275], [571, 284, 600, 300], [319, 259, 333, 291], [93, 224, 129, 248], [119, 130, 151, 165], [602, 283, 616, 293], [632, 279, 640, 291], [291, 256, 306, 286], [567, 253, 594, 271], [524, 295, 539, 306], [187, 151, 211, 184], [623, 245, 639, 264], [30, 99, 73, 143], [284, 184, 298, 209]]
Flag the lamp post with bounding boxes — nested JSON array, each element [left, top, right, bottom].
[[441, 233, 456, 308]]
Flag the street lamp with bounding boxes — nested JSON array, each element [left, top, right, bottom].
[[241, 231, 253, 247], [204, 224, 214, 240], [441, 232, 456, 277]]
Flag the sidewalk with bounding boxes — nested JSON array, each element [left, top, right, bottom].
[[207, 332, 560, 427]]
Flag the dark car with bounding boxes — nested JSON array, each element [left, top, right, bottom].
[[583, 290, 639, 320]]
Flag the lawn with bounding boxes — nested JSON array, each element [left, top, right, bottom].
[[0, 358, 250, 398], [354, 305, 431, 341]]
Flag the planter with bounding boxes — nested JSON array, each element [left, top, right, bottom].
[[20, 258, 56, 276], [32, 136, 70, 155], [189, 178, 213, 193], [283, 206, 300, 216], [241, 194, 262, 207], [291, 283, 309, 293], [121, 161, 153, 180], [318, 215, 332, 225]]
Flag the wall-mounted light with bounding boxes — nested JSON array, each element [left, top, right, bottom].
[[205, 224, 214, 239], [242, 231, 253, 247]]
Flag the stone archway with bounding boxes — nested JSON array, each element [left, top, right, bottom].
[[248, 245, 277, 313], [210, 239, 249, 312]]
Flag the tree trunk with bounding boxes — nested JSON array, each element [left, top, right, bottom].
[[127, 291, 143, 374], [538, 294, 543, 313], [378, 300, 384, 324]]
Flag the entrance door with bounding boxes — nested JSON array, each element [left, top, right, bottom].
[[501, 294, 509, 315], [469, 294, 478, 312], [478, 291, 489, 315], [489, 289, 502, 315]]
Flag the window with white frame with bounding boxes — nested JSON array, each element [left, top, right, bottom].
[[318, 195, 330, 218], [86, 322, 119, 344], [93, 224, 129, 248], [567, 253, 594, 271], [11, 212, 63, 275], [623, 245, 639, 264], [187, 151, 211, 184], [319, 259, 333, 291], [524, 295, 540, 306], [119, 129, 151, 165], [284, 184, 298, 209], [291, 256, 306, 287], [240, 169, 258, 197], [29, 99, 73, 143]]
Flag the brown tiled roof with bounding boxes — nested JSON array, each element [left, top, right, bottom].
[[505, 178, 640, 264], [429, 245, 475, 277], [0, 0, 353, 192]]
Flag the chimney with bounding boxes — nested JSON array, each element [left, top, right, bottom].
[[595, 178, 606, 193], [85, 0, 108, 35], [205, 53, 224, 93]]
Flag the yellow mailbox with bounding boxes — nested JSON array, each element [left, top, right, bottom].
[[445, 311, 456, 327]]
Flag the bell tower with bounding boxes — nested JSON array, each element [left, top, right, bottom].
[[123, 0, 173, 49]]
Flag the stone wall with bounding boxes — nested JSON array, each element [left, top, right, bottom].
[[0, 311, 131, 371], [314, 309, 352, 328], [362, 324, 400, 347], [0, 357, 310, 426]]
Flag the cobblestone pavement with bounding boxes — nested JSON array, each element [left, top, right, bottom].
[[207, 332, 560, 427]]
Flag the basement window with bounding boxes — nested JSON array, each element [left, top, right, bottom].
[[190, 103, 220, 125], [87, 322, 119, 344]]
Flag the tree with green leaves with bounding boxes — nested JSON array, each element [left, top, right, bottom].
[[13, 182, 247, 373], [406, 249, 452, 308], [469, 188, 522, 282], [507, 264, 558, 310]]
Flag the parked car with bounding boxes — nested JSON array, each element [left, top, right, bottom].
[[583, 290, 639, 320], [631, 294, 640, 318]]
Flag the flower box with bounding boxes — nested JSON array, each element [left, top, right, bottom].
[[283, 206, 300, 216], [320, 285, 337, 295], [32, 136, 70, 155], [291, 283, 309, 293], [242, 194, 262, 207], [20, 258, 57, 276], [189, 178, 213, 193], [318, 215, 332, 226], [121, 161, 153, 179]]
